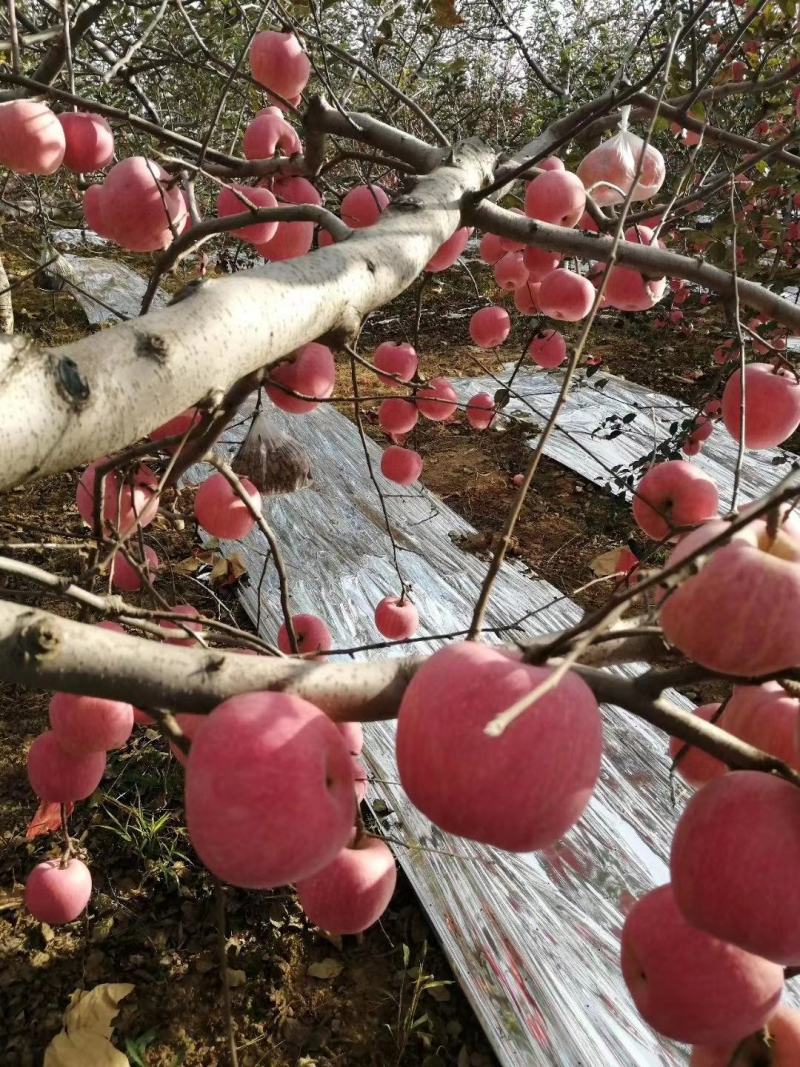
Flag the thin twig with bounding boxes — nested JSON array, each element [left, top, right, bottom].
[[214, 878, 239, 1067]]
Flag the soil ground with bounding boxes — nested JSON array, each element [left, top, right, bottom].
[[0, 220, 741, 1065]]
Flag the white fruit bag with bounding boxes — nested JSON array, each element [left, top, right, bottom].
[[577, 106, 665, 206]]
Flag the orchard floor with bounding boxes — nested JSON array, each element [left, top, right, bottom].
[[0, 225, 766, 1065]]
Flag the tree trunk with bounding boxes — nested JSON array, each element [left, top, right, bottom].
[[0, 253, 13, 335]]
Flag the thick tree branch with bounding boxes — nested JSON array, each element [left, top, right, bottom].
[[2, 597, 799, 789], [28, 0, 113, 88], [0, 137, 494, 490], [0, 598, 417, 720], [468, 201, 800, 331]]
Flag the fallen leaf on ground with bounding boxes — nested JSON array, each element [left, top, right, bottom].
[[307, 958, 343, 980], [43, 983, 134, 1067]]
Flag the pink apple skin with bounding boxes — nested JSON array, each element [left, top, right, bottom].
[[416, 378, 458, 421], [494, 252, 529, 290], [632, 460, 719, 540], [603, 265, 666, 311], [194, 473, 260, 541], [528, 329, 567, 369], [514, 281, 541, 315], [621, 884, 783, 1046], [58, 112, 114, 172], [277, 613, 332, 656], [470, 306, 511, 348], [722, 363, 800, 448], [426, 227, 471, 272], [25, 858, 92, 924], [163, 604, 204, 647], [466, 392, 496, 430], [671, 771, 800, 965], [84, 184, 111, 236], [255, 220, 314, 262], [0, 100, 65, 175], [352, 759, 369, 804], [524, 170, 586, 227], [721, 684, 800, 770], [374, 595, 418, 639], [379, 398, 418, 434], [217, 184, 279, 245], [479, 233, 505, 264], [266, 342, 335, 414], [150, 408, 201, 446], [690, 1006, 800, 1066], [27, 731, 106, 803], [169, 712, 205, 765], [537, 269, 595, 321], [659, 519, 800, 675], [101, 156, 186, 251], [76, 460, 158, 535], [380, 446, 423, 486], [49, 692, 133, 754], [396, 643, 602, 851], [94, 623, 149, 726], [337, 721, 364, 756], [373, 342, 418, 385], [296, 835, 397, 934], [522, 246, 562, 281], [110, 545, 159, 592], [185, 692, 355, 888], [249, 31, 310, 98], [668, 703, 727, 787], [340, 184, 389, 228]]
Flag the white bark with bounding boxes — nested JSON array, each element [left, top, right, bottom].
[[0, 138, 495, 491], [0, 253, 12, 335]]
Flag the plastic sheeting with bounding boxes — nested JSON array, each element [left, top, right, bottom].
[[50, 228, 167, 323], [56, 240, 796, 1063], [451, 365, 788, 512], [186, 396, 700, 1067]]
